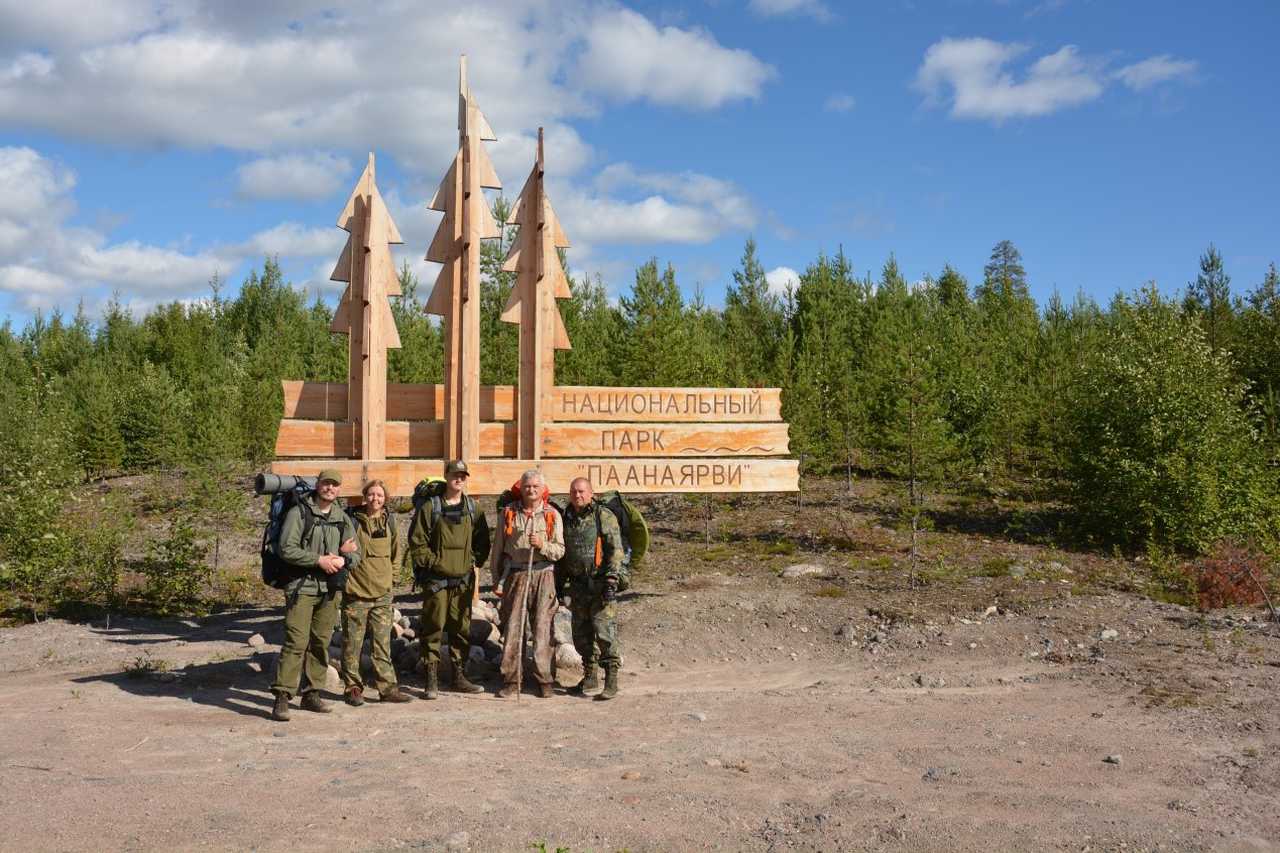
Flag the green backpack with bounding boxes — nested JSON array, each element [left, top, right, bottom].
[[593, 491, 649, 592]]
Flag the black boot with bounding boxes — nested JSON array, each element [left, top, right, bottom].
[[595, 665, 619, 701], [421, 662, 439, 700], [569, 664, 599, 695], [271, 692, 291, 722]]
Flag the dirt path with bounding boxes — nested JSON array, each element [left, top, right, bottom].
[[2, 582, 1277, 852]]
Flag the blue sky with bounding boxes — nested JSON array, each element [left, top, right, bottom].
[[0, 0, 1276, 324]]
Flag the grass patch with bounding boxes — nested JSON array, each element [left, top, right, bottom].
[[813, 585, 847, 598], [761, 540, 797, 556], [124, 651, 171, 679], [699, 545, 734, 563], [977, 557, 1015, 578]]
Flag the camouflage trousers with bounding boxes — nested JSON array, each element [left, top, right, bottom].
[[568, 578, 621, 669], [340, 591, 397, 694]]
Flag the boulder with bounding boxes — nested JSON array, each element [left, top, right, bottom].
[[324, 664, 342, 692], [469, 618, 498, 646], [781, 563, 832, 579], [552, 644, 583, 686], [246, 633, 266, 648], [552, 607, 573, 645]]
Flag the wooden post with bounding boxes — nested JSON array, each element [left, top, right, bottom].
[[501, 127, 573, 458], [329, 153, 403, 461], [425, 56, 502, 462]]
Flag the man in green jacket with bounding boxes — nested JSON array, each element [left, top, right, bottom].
[[270, 469, 360, 722], [559, 477, 624, 700], [409, 460, 491, 699]]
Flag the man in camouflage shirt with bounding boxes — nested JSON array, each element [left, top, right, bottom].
[[558, 477, 624, 700]]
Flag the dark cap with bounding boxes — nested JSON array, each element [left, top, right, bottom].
[[317, 468, 343, 485], [444, 460, 470, 477]]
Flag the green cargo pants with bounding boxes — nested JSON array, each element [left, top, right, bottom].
[[340, 591, 397, 694], [271, 576, 340, 698], [420, 572, 473, 671], [568, 578, 621, 670]]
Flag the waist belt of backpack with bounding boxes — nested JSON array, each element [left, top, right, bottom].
[[422, 573, 469, 595]]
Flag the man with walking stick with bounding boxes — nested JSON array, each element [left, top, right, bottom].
[[491, 470, 564, 699]]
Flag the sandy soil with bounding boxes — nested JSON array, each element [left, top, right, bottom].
[[1, 481, 1277, 852]]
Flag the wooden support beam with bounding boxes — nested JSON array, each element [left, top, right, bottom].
[[275, 420, 788, 459], [269, 457, 799, 496], [276, 419, 515, 458], [281, 382, 781, 423]]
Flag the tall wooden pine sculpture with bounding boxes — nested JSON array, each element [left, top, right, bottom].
[[501, 128, 573, 459], [330, 152, 404, 461], [424, 56, 503, 460]]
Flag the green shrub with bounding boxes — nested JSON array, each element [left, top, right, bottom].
[[1065, 286, 1277, 553], [141, 520, 212, 615]]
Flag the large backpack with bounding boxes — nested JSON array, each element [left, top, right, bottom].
[[407, 478, 479, 585], [260, 479, 322, 589], [554, 491, 648, 592]]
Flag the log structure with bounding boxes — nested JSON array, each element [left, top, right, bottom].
[[423, 55, 502, 461], [500, 128, 573, 459], [268, 57, 796, 496], [328, 153, 404, 461]]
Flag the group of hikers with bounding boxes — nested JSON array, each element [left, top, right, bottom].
[[264, 462, 627, 723]]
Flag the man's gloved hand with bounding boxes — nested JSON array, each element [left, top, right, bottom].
[[602, 578, 618, 603]]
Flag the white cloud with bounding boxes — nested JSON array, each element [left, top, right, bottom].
[[1114, 55, 1198, 91], [0, 1, 771, 172], [915, 37, 1199, 122], [824, 93, 856, 113], [748, 0, 832, 21], [915, 38, 1104, 120], [554, 162, 756, 245], [765, 265, 799, 296], [577, 7, 776, 109], [237, 222, 345, 260], [235, 152, 352, 202]]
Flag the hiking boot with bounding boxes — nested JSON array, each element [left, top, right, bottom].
[[496, 682, 519, 699], [271, 692, 291, 722], [537, 682, 554, 699], [568, 665, 599, 695], [379, 688, 411, 703], [421, 662, 439, 700], [452, 670, 485, 694], [595, 665, 619, 701], [300, 691, 333, 713], [344, 686, 364, 707]]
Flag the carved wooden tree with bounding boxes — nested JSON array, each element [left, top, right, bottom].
[[424, 55, 503, 460], [330, 152, 403, 461], [501, 128, 573, 458]]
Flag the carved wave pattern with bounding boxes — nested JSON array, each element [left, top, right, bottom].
[[680, 446, 775, 454]]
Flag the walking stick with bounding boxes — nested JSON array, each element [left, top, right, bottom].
[[514, 512, 537, 702]]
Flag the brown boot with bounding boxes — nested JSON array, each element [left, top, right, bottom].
[[496, 682, 519, 699], [568, 664, 598, 695], [452, 669, 485, 694], [379, 688, 411, 703], [421, 662, 439, 700], [537, 682, 554, 699], [300, 691, 333, 713], [344, 686, 364, 707], [595, 665, 619, 701], [271, 692, 291, 722]]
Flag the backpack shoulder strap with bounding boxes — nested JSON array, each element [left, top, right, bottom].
[[465, 496, 477, 525]]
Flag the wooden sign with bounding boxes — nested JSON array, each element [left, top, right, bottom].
[[266, 57, 796, 497], [270, 458, 798, 496]]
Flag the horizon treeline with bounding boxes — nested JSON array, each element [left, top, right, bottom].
[[3, 224, 1280, 557]]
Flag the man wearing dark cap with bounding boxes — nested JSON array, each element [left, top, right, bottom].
[[270, 468, 360, 722], [409, 460, 491, 699]]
